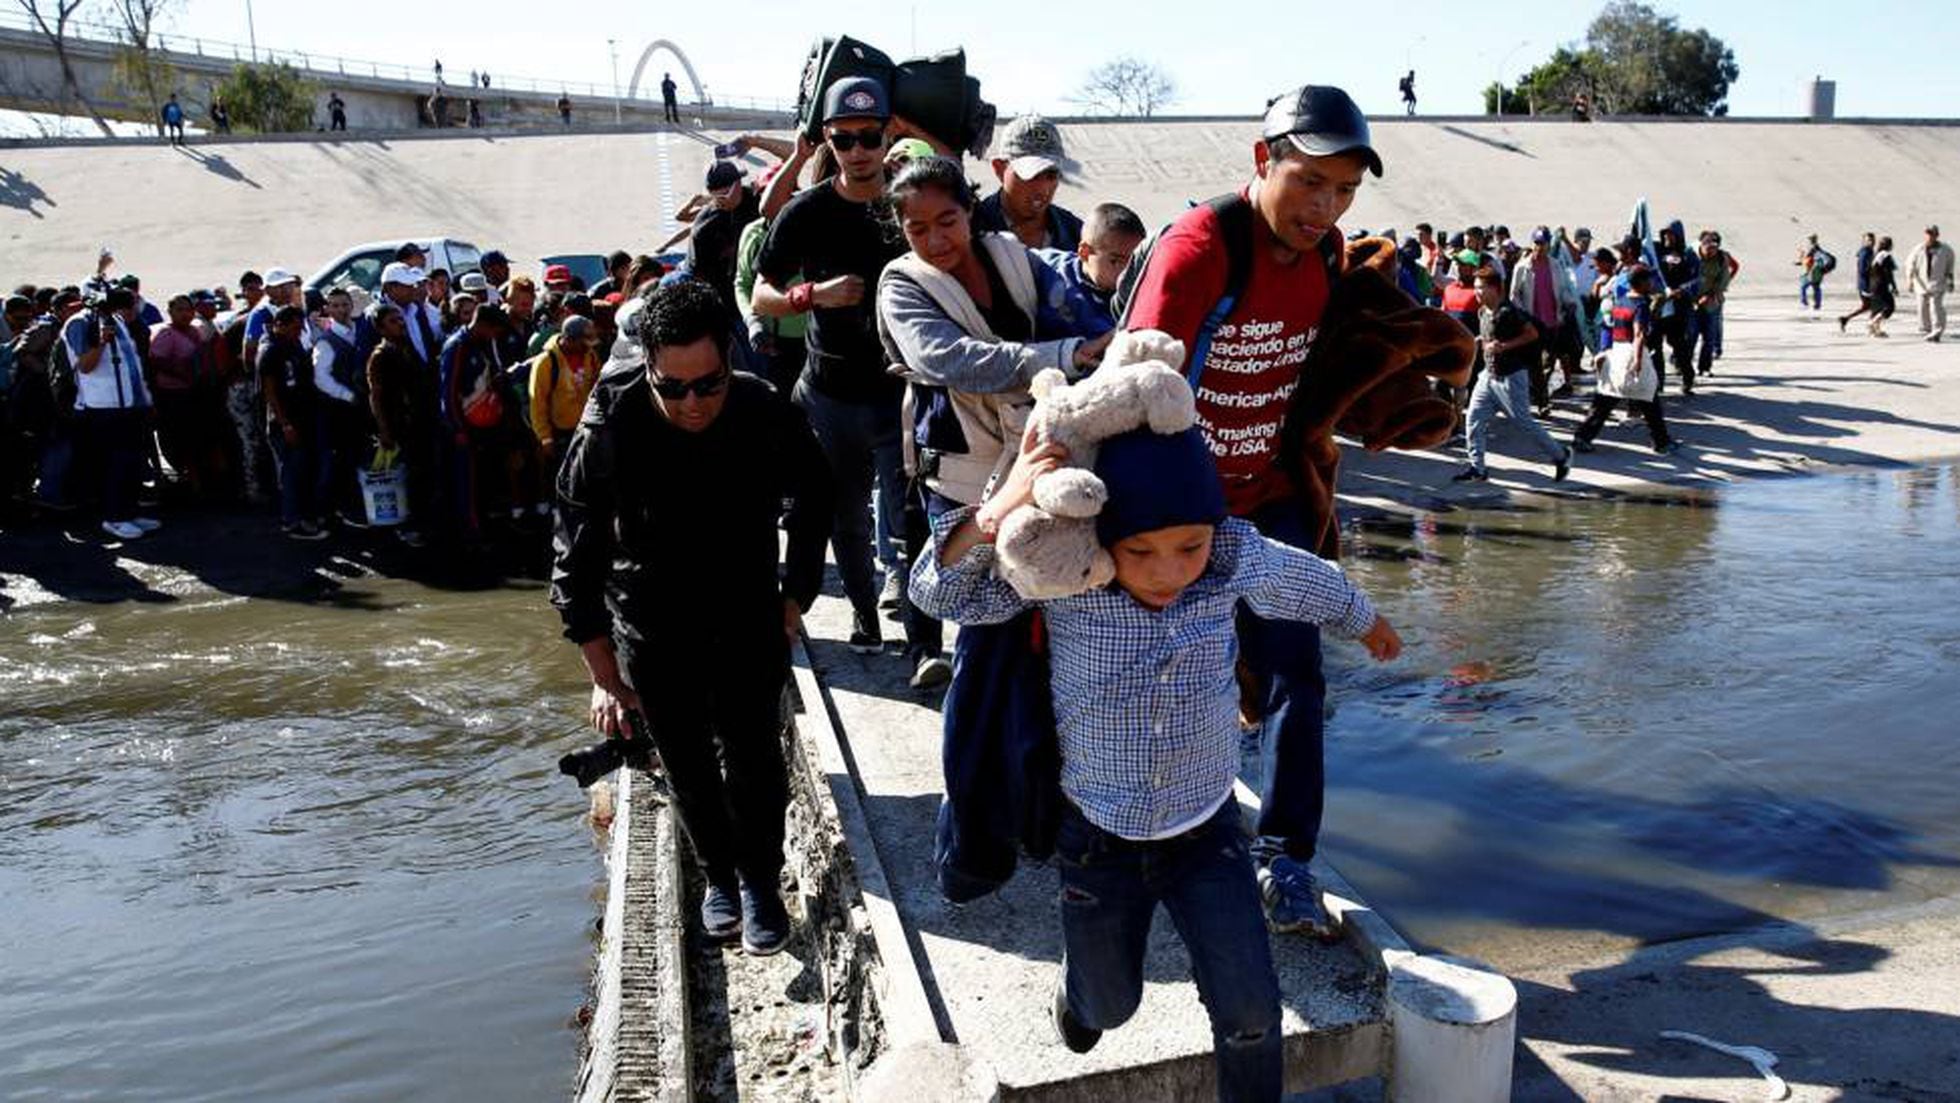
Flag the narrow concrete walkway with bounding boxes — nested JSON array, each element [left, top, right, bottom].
[[797, 595, 1388, 1100]]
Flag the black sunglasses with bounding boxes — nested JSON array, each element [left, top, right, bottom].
[[828, 127, 886, 153], [650, 369, 730, 400]]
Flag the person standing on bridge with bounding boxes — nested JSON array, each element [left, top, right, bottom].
[[552, 279, 833, 957], [327, 93, 347, 132], [1906, 225, 1954, 342], [661, 72, 680, 124], [1399, 70, 1417, 115]]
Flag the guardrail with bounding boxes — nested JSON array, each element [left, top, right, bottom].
[[0, 9, 790, 112]]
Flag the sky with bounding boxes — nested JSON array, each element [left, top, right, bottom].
[[26, 0, 1960, 120]]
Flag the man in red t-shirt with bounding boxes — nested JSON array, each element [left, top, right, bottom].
[[1123, 84, 1382, 938]]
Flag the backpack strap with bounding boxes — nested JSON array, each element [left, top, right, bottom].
[[1184, 193, 1256, 390]]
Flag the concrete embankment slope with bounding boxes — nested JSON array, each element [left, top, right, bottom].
[[5, 118, 1958, 295]]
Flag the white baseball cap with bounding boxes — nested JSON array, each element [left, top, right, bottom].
[[380, 262, 424, 287], [264, 266, 301, 287]]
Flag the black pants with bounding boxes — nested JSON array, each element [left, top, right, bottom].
[[75, 406, 147, 521], [663, 99, 680, 123], [1660, 311, 1695, 393], [1574, 394, 1670, 450], [625, 636, 791, 887]]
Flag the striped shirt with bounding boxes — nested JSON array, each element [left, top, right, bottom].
[[911, 508, 1377, 841]]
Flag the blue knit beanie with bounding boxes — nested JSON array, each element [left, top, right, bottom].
[[1093, 427, 1227, 547]]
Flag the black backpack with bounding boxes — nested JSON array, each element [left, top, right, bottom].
[[1813, 248, 1837, 276], [1113, 192, 1340, 387]]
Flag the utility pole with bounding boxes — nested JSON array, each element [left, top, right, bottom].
[[608, 38, 621, 125], [245, 0, 257, 63]]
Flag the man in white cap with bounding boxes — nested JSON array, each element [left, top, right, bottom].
[[377, 262, 446, 368], [974, 114, 1082, 251], [243, 267, 305, 369]]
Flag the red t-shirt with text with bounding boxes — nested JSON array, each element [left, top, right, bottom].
[[1124, 192, 1332, 516]]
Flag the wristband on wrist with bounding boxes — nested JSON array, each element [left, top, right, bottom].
[[787, 282, 815, 312]]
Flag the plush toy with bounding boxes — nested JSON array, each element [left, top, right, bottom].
[[991, 330, 1195, 600]]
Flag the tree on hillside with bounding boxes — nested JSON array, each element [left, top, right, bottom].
[[1490, 2, 1739, 118], [1071, 57, 1176, 118], [214, 61, 317, 133], [10, 0, 116, 135], [106, 0, 179, 134]]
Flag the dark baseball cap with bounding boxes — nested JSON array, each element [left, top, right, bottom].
[[481, 249, 508, 266], [704, 160, 743, 190], [822, 76, 889, 123], [1262, 85, 1382, 177]]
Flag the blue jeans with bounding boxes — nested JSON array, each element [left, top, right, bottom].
[[1055, 800, 1282, 1103], [269, 424, 320, 526], [1239, 499, 1328, 865], [1695, 306, 1723, 373], [1800, 279, 1823, 309], [1466, 369, 1566, 471], [793, 378, 905, 628]]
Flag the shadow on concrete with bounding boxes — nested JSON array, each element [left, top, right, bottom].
[[0, 165, 56, 218], [1438, 124, 1536, 157], [0, 504, 547, 610], [1511, 926, 1960, 1100], [174, 144, 263, 189]]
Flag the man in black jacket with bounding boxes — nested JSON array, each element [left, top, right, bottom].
[[550, 279, 832, 956]]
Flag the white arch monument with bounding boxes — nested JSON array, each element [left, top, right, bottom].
[[626, 40, 707, 105]]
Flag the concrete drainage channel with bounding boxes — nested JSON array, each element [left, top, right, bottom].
[[576, 638, 1521, 1101], [574, 644, 908, 1102]]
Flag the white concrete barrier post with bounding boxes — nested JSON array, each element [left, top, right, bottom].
[[1385, 954, 1517, 1103]]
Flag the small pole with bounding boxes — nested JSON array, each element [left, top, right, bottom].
[[244, 0, 256, 63], [608, 38, 621, 125]]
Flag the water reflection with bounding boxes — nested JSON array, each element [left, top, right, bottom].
[[1328, 463, 1960, 969]]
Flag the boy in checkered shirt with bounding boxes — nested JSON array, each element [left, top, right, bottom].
[[912, 425, 1400, 1102]]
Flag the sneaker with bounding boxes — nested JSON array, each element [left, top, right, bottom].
[[1553, 447, 1572, 482], [1654, 440, 1684, 456], [101, 519, 145, 541], [283, 520, 328, 542], [1928, 334, 1944, 344], [396, 528, 426, 547], [1258, 855, 1336, 938], [337, 509, 370, 530], [878, 570, 904, 610], [130, 516, 163, 533], [701, 881, 742, 942], [1838, 316, 1848, 333], [1572, 439, 1596, 454], [848, 613, 883, 655], [739, 879, 791, 956], [1450, 466, 1488, 483], [1052, 974, 1102, 1054], [910, 654, 952, 690]]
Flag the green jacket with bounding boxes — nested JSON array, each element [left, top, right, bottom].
[[735, 217, 807, 341]]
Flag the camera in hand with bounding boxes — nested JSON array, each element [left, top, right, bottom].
[[558, 710, 656, 788]]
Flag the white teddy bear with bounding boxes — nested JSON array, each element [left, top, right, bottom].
[[992, 330, 1197, 600]]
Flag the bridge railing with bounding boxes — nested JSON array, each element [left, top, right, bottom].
[[0, 9, 791, 113]]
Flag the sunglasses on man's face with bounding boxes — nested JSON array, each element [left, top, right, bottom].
[[828, 127, 886, 153], [650, 369, 730, 400]]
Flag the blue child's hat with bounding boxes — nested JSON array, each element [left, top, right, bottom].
[[1093, 427, 1227, 546]]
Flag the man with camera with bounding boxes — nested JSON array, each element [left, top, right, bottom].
[[61, 287, 157, 541], [550, 279, 833, 957]]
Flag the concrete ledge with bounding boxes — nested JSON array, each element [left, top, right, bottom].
[[578, 770, 692, 1103]]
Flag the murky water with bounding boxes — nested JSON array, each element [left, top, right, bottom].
[[0, 578, 597, 1102], [4, 463, 1958, 1099], [1327, 462, 1960, 970]]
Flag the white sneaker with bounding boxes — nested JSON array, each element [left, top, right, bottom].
[[101, 520, 145, 540], [909, 655, 952, 690], [879, 571, 905, 610], [131, 516, 163, 533]]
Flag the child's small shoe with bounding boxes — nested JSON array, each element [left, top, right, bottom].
[[1053, 975, 1102, 1054]]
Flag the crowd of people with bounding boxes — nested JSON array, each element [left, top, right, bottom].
[[1804, 227, 1956, 340], [0, 243, 626, 545], [9, 63, 1944, 1103]]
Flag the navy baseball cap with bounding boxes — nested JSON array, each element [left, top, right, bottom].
[[704, 160, 743, 190], [822, 76, 890, 123], [1262, 85, 1382, 177]]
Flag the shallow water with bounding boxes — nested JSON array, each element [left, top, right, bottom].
[[1326, 462, 1960, 970], [0, 580, 598, 1102], [4, 464, 1958, 1099]]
